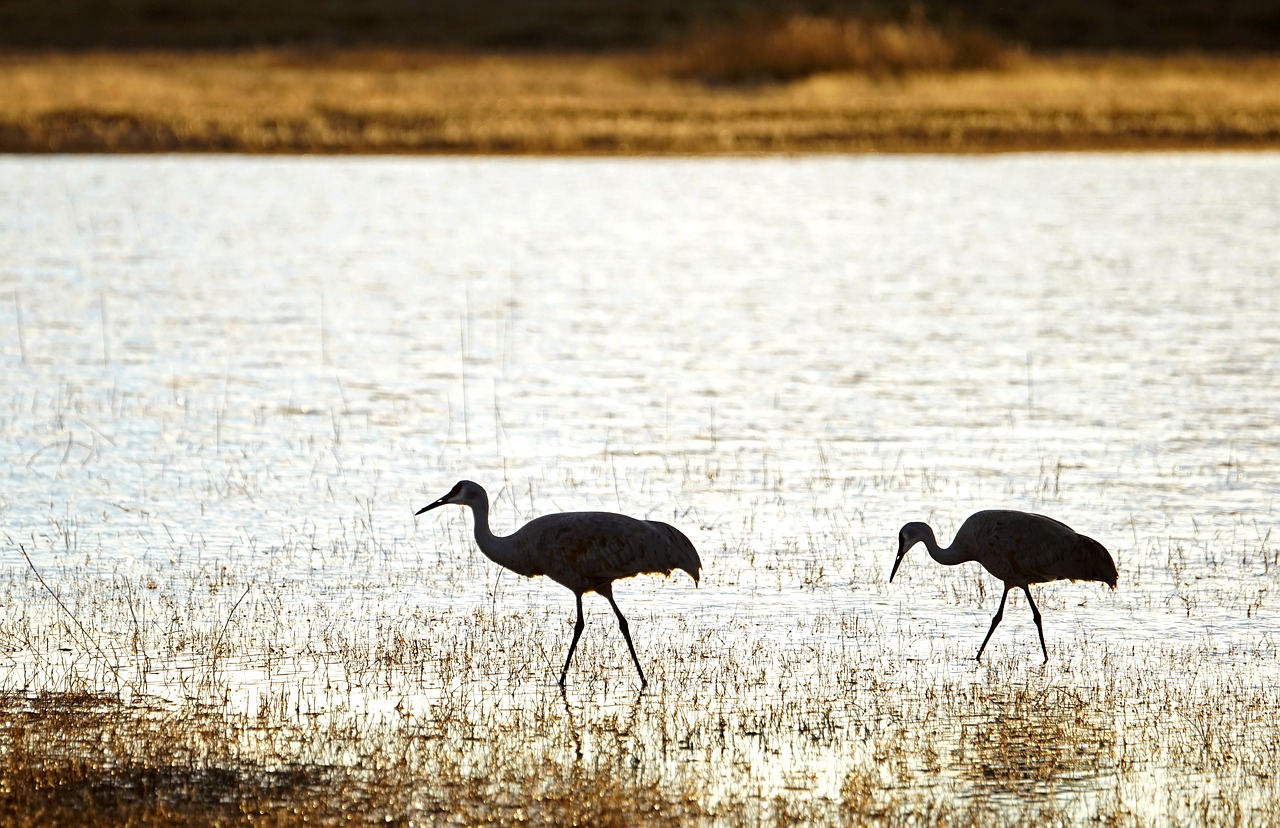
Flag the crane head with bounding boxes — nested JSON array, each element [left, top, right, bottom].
[[415, 479, 486, 515], [891, 521, 931, 582]]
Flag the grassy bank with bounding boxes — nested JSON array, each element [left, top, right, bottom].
[[2, 48, 1280, 154]]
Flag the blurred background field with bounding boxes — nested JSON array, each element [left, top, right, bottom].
[[2, 0, 1277, 53], [1, 0, 1280, 153]]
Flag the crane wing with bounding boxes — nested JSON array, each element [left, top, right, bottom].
[[996, 512, 1117, 587], [515, 512, 700, 592]]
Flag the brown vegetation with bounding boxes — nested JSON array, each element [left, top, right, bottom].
[[3, 649, 1277, 826], [0, 693, 705, 826], [2, 48, 1280, 154], [661, 13, 1012, 82]]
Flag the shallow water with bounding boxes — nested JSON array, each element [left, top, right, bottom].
[[1, 154, 1279, 821]]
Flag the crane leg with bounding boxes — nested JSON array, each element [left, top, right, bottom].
[[559, 593, 586, 687], [1023, 586, 1049, 663], [975, 585, 1011, 662], [599, 585, 647, 688]]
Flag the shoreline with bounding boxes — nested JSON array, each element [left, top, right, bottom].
[[4, 50, 1280, 155]]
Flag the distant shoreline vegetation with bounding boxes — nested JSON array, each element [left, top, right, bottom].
[[3, 48, 1280, 154], [657, 14, 1014, 83], [0, 0, 1275, 53]]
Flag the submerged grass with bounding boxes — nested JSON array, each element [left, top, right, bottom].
[[0, 694, 285, 825], [5, 525, 1280, 825], [2, 48, 1280, 153], [0, 692, 706, 826], [3, 450, 1278, 824], [3, 641, 1278, 824]]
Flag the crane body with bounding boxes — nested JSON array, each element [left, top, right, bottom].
[[891, 510, 1117, 662], [416, 480, 701, 688]]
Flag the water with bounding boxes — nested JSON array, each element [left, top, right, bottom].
[[1, 154, 1279, 821]]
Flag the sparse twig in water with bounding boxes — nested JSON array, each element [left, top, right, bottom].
[[1026, 351, 1034, 420], [20, 543, 125, 693], [99, 290, 110, 366], [492, 377, 510, 455], [13, 289, 26, 364], [320, 285, 329, 366], [118, 574, 151, 696], [460, 308, 471, 449], [212, 585, 252, 666], [206, 585, 252, 700]]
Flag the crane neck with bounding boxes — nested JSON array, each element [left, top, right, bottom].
[[464, 495, 513, 567], [921, 527, 972, 568]]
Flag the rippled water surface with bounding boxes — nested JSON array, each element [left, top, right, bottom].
[[2, 155, 1279, 822]]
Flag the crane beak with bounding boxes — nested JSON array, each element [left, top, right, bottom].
[[414, 495, 449, 516], [889, 547, 907, 582]]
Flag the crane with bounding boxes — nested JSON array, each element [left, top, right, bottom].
[[415, 480, 701, 688], [890, 510, 1117, 662]]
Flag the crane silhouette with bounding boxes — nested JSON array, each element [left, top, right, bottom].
[[890, 510, 1117, 662], [415, 480, 701, 688]]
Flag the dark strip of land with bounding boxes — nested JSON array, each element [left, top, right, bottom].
[[3, 50, 1280, 154], [3, 0, 1277, 53]]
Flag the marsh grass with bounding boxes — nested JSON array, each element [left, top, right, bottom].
[[4, 625, 1278, 824], [6, 506, 1280, 825], [0, 694, 354, 826]]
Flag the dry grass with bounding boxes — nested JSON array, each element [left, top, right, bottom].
[[4, 639, 1278, 825], [1, 49, 1280, 153], [659, 13, 1012, 82], [0, 694, 334, 826], [0, 691, 712, 826]]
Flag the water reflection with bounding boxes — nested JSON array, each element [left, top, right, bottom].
[[954, 690, 1116, 791]]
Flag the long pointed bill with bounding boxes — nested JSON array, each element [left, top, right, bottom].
[[889, 548, 907, 582], [414, 496, 450, 516]]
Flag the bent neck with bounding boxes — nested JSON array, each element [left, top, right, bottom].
[[464, 495, 510, 566], [921, 526, 971, 567]]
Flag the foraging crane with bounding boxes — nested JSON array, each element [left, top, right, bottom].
[[415, 480, 701, 688], [890, 510, 1117, 662]]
